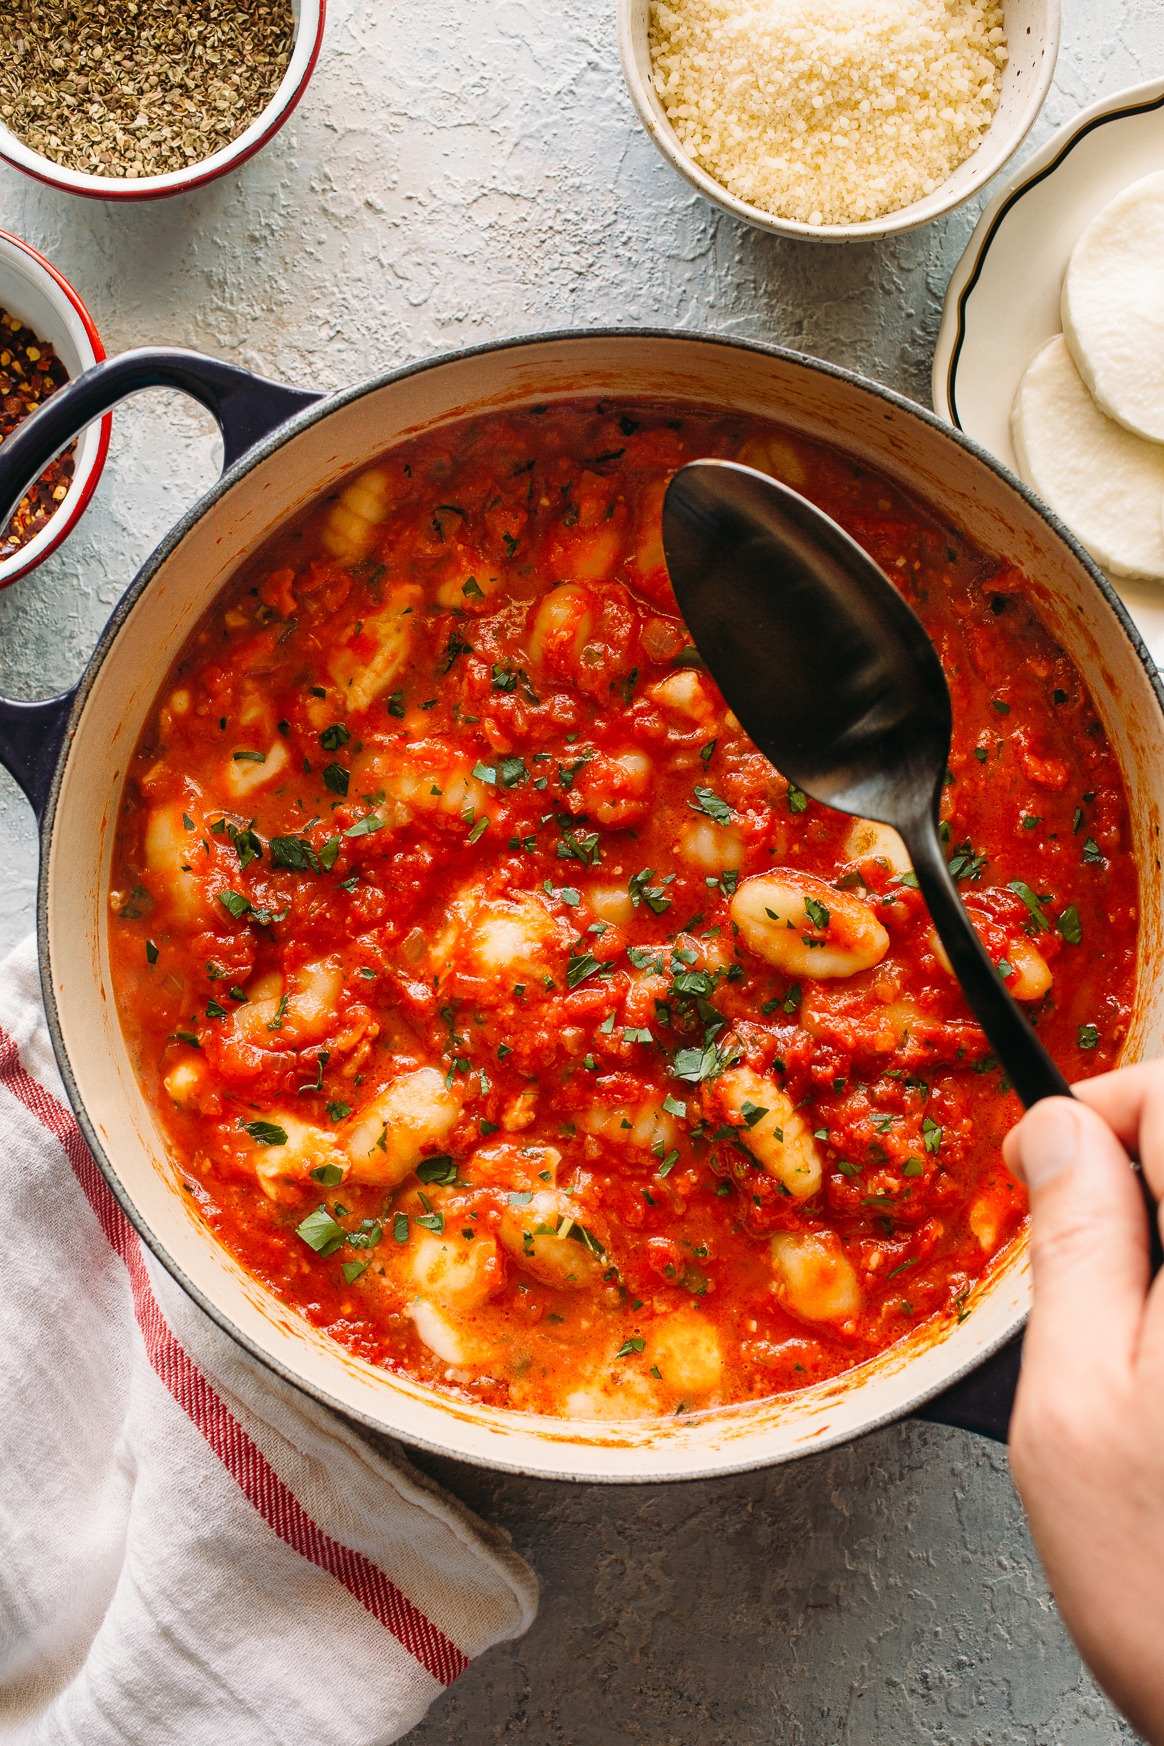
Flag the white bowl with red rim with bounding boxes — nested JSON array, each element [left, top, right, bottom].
[[0, 230, 110, 589], [0, 0, 325, 202]]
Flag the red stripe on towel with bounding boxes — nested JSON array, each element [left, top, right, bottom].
[[0, 1030, 470, 1686]]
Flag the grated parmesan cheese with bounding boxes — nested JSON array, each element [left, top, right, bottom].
[[648, 0, 1007, 226]]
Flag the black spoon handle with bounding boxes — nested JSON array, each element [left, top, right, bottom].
[[907, 818, 1163, 1271], [906, 819, 1069, 1106]]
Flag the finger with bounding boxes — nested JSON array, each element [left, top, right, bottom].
[[1070, 1061, 1164, 1195], [1003, 1097, 1145, 1392]]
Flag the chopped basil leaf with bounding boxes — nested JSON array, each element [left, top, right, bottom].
[[344, 814, 384, 837], [309, 1163, 345, 1186], [232, 748, 266, 763], [342, 1260, 370, 1283], [1058, 904, 1082, 945], [507, 1191, 534, 1206], [690, 784, 732, 825], [320, 723, 351, 751], [1078, 1023, 1100, 1050], [218, 889, 251, 920], [417, 1155, 458, 1185], [326, 1100, 351, 1122], [947, 839, 988, 882], [787, 784, 808, 814], [393, 1212, 409, 1243], [803, 896, 830, 932], [244, 1119, 288, 1147], [616, 1337, 646, 1357], [206, 999, 228, 1019], [296, 1206, 346, 1256], [1008, 879, 1051, 932], [270, 834, 321, 873], [467, 816, 490, 844], [323, 762, 349, 796], [119, 883, 152, 921], [145, 939, 159, 965], [1082, 836, 1104, 865]]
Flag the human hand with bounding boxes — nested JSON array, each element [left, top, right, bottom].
[[1003, 1065, 1164, 1744]]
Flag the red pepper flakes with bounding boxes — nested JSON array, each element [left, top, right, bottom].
[[0, 306, 75, 561]]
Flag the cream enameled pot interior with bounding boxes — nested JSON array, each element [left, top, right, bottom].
[[44, 334, 1164, 1481]]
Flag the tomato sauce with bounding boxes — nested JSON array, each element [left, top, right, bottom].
[[108, 402, 1137, 1419]]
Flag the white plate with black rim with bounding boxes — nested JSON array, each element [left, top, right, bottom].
[[932, 75, 1164, 666]]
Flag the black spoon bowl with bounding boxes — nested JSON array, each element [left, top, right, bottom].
[[661, 457, 1070, 1107]]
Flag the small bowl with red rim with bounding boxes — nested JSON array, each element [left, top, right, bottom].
[[0, 0, 325, 202], [0, 230, 110, 588]]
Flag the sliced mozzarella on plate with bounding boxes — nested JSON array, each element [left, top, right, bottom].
[[1062, 168, 1164, 443], [1011, 333, 1164, 581]]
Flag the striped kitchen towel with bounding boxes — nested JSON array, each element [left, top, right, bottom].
[[0, 935, 537, 1745]]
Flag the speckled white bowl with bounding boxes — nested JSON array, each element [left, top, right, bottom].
[[0, 229, 109, 588], [0, 0, 325, 202], [618, 0, 1060, 242]]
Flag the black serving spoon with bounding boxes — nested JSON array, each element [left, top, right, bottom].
[[661, 457, 1071, 1108]]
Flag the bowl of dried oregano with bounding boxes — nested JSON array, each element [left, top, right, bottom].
[[0, 0, 324, 200]]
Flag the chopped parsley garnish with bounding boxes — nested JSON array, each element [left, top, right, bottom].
[[1078, 1023, 1100, 1050], [787, 784, 808, 814]]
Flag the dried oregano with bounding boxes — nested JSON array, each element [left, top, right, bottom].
[[0, 1, 294, 179]]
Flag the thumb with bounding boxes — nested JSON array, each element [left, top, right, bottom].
[[1004, 1097, 1145, 1397]]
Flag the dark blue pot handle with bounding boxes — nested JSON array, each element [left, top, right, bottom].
[[0, 347, 323, 820]]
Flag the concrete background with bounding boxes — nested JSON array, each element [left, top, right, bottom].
[[0, 0, 1157, 1738]]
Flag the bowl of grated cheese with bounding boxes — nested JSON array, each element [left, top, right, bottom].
[[618, 0, 1059, 241]]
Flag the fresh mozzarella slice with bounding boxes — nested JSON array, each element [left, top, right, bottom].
[[1062, 169, 1164, 442], [1011, 334, 1164, 581]]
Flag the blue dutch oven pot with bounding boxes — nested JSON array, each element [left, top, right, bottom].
[[0, 333, 1155, 1477]]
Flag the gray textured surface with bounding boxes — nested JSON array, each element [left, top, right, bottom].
[[0, 0, 1155, 1738]]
